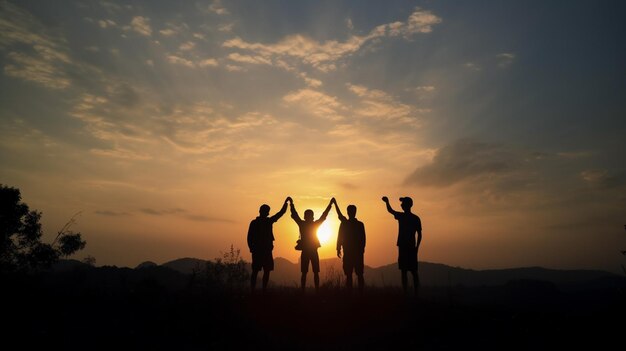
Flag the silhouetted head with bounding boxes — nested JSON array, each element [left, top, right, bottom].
[[347, 205, 357, 219], [304, 209, 314, 221], [399, 197, 413, 212], [259, 204, 270, 217]]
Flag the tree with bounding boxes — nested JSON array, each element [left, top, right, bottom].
[[0, 184, 86, 272]]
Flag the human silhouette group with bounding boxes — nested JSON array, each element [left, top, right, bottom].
[[247, 196, 422, 295]]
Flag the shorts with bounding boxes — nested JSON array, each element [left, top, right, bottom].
[[251, 250, 274, 271], [301, 249, 320, 273], [398, 246, 417, 271], [343, 251, 364, 275]]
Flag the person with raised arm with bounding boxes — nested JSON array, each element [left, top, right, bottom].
[[247, 197, 292, 294], [290, 198, 333, 293], [333, 198, 366, 294], [382, 196, 422, 296]]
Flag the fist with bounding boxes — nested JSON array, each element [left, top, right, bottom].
[[286, 196, 293, 203], [331, 197, 336, 204], [382, 196, 389, 202]]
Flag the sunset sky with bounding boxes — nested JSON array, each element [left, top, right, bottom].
[[1, 0, 625, 272]]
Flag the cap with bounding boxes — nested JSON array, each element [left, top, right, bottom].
[[399, 197, 413, 206]]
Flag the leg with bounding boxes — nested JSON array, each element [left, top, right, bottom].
[[345, 273, 353, 291], [311, 250, 320, 293], [411, 269, 419, 296], [401, 270, 408, 294], [357, 273, 364, 294], [301, 252, 309, 292], [262, 270, 270, 293], [301, 272, 307, 292], [251, 268, 259, 292]]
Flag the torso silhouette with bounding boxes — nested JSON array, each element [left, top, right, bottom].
[[394, 212, 421, 247], [337, 217, 365, 254], [294, 219, 322, 250], [248, 213, 282, 252]]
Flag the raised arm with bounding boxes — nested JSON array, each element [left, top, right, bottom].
[[332, 198, 347, 221], [382, 196, 400, 216], [316, 198, 333, 223], [290, 200, 302, 224], [270, 197, 291, 222]]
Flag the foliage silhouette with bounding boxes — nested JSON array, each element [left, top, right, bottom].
[[190, 244, 250, 292], [0, 184, 86, 273]]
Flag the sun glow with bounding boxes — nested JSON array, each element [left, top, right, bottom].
[[317, 220, 334, 245]]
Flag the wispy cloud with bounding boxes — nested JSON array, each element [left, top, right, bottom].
[[95, 210, 131, 216], [129, 16, 152, 36], [0, 1, 73, 89], [496, 52, 515, 67], [222, 7, 441, 73], [207, 0, 229, 15], [166, 54, 195, 68], [404, 139, 518, 187]]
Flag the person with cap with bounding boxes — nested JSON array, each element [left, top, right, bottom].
[[381, 196, 422, 296], [290, 197, 334, 293], [332, 198, 366, 294], [247, 197, 292, 294]]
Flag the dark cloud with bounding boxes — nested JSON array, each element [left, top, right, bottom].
[[139, 208, 233, 222], [580, 170, 626, 189], [140, 208, 186, 216], [339, 182, 358, 190], [110, 82, 140, 108], [184, 214, 235, 223], [404, 139, 518, 187], [95, 210, 130, 216]]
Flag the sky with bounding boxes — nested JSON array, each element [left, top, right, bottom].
[[1, 0, 625, 272]]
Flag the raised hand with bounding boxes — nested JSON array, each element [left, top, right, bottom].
[[331, 197, 337, 205], [286, 196, 293, 204], [382, 196, 389, 203]]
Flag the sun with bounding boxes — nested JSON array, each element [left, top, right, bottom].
[[317, 220, 333, 245]]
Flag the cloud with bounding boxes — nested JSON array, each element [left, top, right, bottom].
[[0, 2, 74, 89], [283, 89, 344, 120], [166, 54, 195, 68], [159, 28, 176, 36], [464, 62, 481, 71], [184, 214, 235, 223], [139, 208, 234, 222], [221, 7, 441, 72], [580, 170, 626, 189], [95, 210, 131, 216], [347, 84, 418, 124], [208, 0, 229, 15], [227, 52, 272, 65], [404, 139, 518, 187], [140, 208, 186, 216], [130, 16, 152, 36], [198, 58, 218, 67], [218, 23, 234, 32], [98, 19, 117, 28], [4, 52, 71, 89], [179, 41, 195, 51], [496, 52, 515, 67]]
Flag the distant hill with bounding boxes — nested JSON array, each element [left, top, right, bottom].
[[156, 256, 621, 289], [49, 257, 622, 291], [161, 257, 208, 274], [135, 261, 158, 269]]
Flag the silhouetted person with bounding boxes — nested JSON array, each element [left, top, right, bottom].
[[333, 198, 366, 294], [382, 196, 422, 296], [248, 197, 292, 294], [290, 198, 333, 293]]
